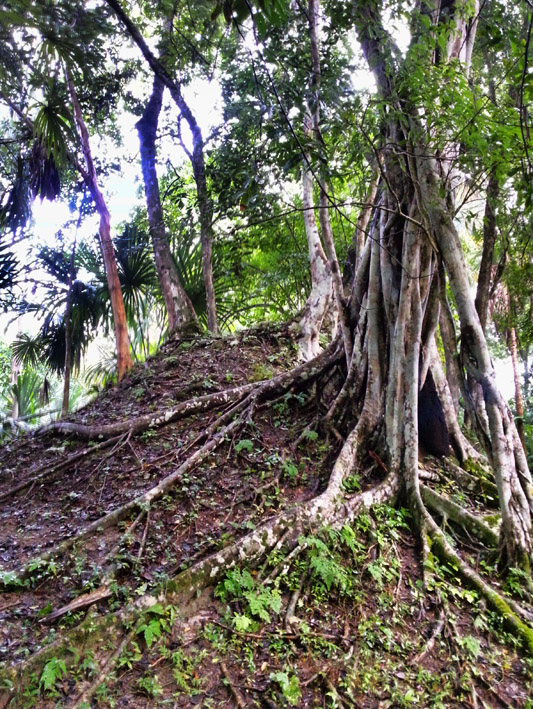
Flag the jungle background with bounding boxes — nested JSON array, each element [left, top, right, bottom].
[[1, 0, 533, 706]]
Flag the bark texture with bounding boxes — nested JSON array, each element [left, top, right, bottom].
[[136, 75, 198, 333]]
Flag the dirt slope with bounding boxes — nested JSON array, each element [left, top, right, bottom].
[[0, 328, 531, 707]]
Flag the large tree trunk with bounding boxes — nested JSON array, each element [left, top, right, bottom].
[[104, 0, 218, 334], [349, 0, 532, 569], [66, 69, 133, 382], [136, 76, 198, 333]]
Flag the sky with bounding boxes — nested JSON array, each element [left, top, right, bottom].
[[0, 12, 518, 400]]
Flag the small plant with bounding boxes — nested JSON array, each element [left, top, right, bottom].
[[270, 670, 301, 706], [249, 362, 274, 382], [40, 657, 67, 696], [235, 438, 253, 454], [136, 673, 163, 697], [136, 603, 170, 647], [282, 459, 298, 483], [342, 473, 361, 493], [215, 567, 282, 624], [301, 428, 318, 441]]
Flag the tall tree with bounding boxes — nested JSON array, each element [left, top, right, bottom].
[[65, 67, 133, 380], [340, 0, 531, 567], [136, 74, 198, 332], [0, 2, 134, 380], [105, 0, 219, 333]]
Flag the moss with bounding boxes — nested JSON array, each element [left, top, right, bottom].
[[463, 457, 489, 480], [0, 610, 123, 699], [431, 533, 533, 655]]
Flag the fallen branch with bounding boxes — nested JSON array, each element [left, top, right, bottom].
[[220, 661, 247, 709]]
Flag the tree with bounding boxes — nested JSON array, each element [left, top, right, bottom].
[[136, 74, 198, 333], [3, 2, 533, 701], [0, 1, 134, 380], [105, 0, 220, 333]]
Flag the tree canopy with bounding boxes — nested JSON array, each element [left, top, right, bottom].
[[1, 0, 533, 704]]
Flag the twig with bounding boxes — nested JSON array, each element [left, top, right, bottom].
[[220, 661, 247, 709], [137, 508, 151, 560]]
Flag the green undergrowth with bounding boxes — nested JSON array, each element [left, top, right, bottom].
[[7, 504, 532, 707]]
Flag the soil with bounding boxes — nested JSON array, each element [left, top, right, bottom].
[[0, 327, 532, 707]]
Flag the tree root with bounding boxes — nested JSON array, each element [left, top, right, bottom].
[[420, 484, 500, 548], [71, 626, 137, 709], [220, 660, 247, 709], [11, 415, 246, 583], [8, 345, 342, 585], [38, 382, 258, 440], [421, 505, 533, 651], [1, 474, 396, 700], [409, 604, 445, 664], [0, 434, 124, 502], [443, 458, 499, 501]]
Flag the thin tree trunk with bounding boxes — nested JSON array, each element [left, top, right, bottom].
[[61, 241, 76, 417], [298, 128, 332, 359], [475, 170, 499, 331], [65, 68, 133, 382], [296, 0, 334, 360], [181, 93, 218, 334], [104, 0, 218, 334], [509, 324, 526, 453], [136, 75, 198, 333]]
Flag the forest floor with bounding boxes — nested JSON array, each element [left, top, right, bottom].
[[0, 327, 532, 708]]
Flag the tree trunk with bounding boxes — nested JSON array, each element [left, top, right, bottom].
[[61, 241, 76, 417], [350, 0, 532, 569], [104, 0, 218, 334], [136, 75, 198, 333], [509, 324, 526, 453], [182, 94, 218, 334], [296, 0, 336, 360], [297, 135, 332, 360], [65, 69, 133, 382], [475, 170, 499, 332]]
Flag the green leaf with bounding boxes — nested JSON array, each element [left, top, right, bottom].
[[40, 657, 67, 693], [233, 613, 252, 631]]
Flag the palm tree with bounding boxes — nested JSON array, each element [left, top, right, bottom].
[[0, 2, 133, 379]]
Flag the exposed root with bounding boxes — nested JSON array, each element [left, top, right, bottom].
[[285, 569, 309, 630], [410, 604, 446, 665], [420, 483, 500, 548], [12, 414, 246, 583], [1, 475, 398, 698], [71, 627, 137, 709], [421, 504, 533, 651], [0, 434, 124, 502], [39, 382, 258, 440], [220, 660, 247, 709], [443, 458, 499, 501]]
